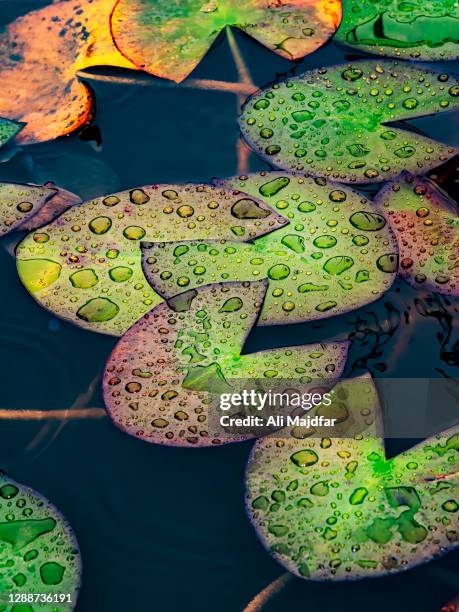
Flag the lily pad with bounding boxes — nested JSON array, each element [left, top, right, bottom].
[[111, 0, 342, 83], [0, 182, 57, 237], [0, 471, 81, 610], [336, 0, 459, 61], [16, 183, 82, 232], [103, 280, 349, 446], [142, 171, 398, 326], [16, 183, 285, 335], [0, 117, 24, 147], [246, 374, 459, 580], [374, 174, 458, 296], [239, 60, 459, 183], [0, 0, 135, 144]]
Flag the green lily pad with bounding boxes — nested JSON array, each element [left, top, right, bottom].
[[1, 182, 57, 237], [0, 117, 23, 147], [374, 174, 458, 296], [239, 60, 459, 183], [336, 0, 459, 61], [16, 184, 285, 335], [111, 0, 342, 83], [0, 471, 81, 609], [246, 374, 459, 580], [103, 280, 348, 446], [142, 171, 398, 325]]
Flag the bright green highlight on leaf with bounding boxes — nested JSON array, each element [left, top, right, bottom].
[[239, 60, 459, 183], [0, 472, 81, 610], [142, 171, 398, 326], [375, 174, 458, 297], [246, 374, 459, 580], [0, 117, 23, 147], [16, 184, 285, 335], [111, 0, 341, 82], [103, 280, 348, 446], [336, 0, 459, 61]]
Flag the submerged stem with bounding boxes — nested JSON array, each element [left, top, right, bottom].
[[244, 573, 292, 611]]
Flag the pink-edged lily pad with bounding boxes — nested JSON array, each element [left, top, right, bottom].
[[111, 0, 342, 83], [0, 471, 81, 609], [246, 374, 459, 580], [16, 184, 82, 232], [239, 60, 459, 183], [142, 171, 398, 326], [103, 280, 349, 446], [374, 174, 458, 297], [16, 183, 285, 335], [0, 182, 57, 237]]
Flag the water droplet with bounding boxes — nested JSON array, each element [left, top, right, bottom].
[[70, 269, 98, 289], [231, 199, 270, 219], [89, 216, 112, 234], [323, 256, 354, 275], [76, 297, 119, 322], [350, 211, 386, 231], [109, 267, 133, 283]]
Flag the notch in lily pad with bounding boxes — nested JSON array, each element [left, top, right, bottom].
[[16, 183, 285, 335], [103, 280, 349, 446], [246, 374, 459, 580], [239, 60, 459, 183], [111, 0, 342, 82], [142, 171, 398, 326]]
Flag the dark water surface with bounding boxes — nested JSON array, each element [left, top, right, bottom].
[[1, 2, 458, 610]]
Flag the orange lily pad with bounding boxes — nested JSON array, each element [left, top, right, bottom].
[[111, 0, 342, 83], [0, 0, 135, 144]]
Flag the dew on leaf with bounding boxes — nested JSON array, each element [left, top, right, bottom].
[[142, 171, 398, 326], [0, 0, 135, 143], [0, 473, 80, 609], [103, 280, 348, 446], [0, 182, 56, 237], [16, 183, 285, 335], [374, 174, 458, 296], [246, 374, 459, 580], [239, 61, 459, 183], [111, 0, 341, 83], [336, 0, 459, 61]]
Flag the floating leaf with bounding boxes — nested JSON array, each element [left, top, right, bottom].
[[0, 0, 135, 144], [16, 184, 285, 335], [0, 117, 24, 148], [15, 183, 82, 232], [0, 182, 57, 237], [142, 171, 398, 325], [103, 280, 348, 446], [0, 471, 81, 609], [374, 174, 458, 296], [336, 0, 459, 61], [239, 60, 459, 183], [246, 374, 459, 580], [111, 0, 342, 83]]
